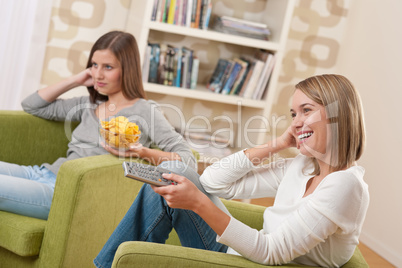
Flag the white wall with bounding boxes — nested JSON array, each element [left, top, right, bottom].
[[337, 1, 402, 266]]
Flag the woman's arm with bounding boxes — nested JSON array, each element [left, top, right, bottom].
[[199, 126, 297, 200], [22, 69, 94, 121], [217, 170, 368, 266], [102, 144, 181, 166], [244, 125, 297, 165], [152, 173, 231, 236], [38, 68, 93, 102]]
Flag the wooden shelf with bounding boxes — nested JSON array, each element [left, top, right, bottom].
[[148, 21, 280, 51], [144, 82, 266, 108]]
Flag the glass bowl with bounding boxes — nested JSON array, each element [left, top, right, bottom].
[[99, 126, 141, 151]]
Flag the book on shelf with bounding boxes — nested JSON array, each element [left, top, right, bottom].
[[156, 44, 167, 84], [193, 0, 201, 28], [181, 46, 193, 88], [147, 43, 161, 84], [221, 16, 268, 29], [218, 60, 235, 93], [142, 45, 152, 83], [221, 60, 242, 95], [240, 59, 265, 99], [206, 59, 231, 93], [185, 0, 192, 26], [161, 0, 169, 23], [211, 15, 271, 41], [164, 45, 176, 86], [178, 129, 234, 161], [253, 52, 275, 100], [230, 58, 249, 95], [151, 0, 160, 21], [167, 0, 177, 24], [176, 0, 183, 25], [155, 0, 163, 22], [190, 0, 197, 27], [143, 42, 199, 90], [174, 47, 182, 87], [190, 57, 199, 89], [151, 0, 212, 29], [206, 49, 274, 100], [202, 0, 212, 29]]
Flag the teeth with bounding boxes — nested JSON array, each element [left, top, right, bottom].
[[298, 132, 313, 140]]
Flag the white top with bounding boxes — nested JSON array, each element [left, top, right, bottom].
[[200, 151, 369, 267]]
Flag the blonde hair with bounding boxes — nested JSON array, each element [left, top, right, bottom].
[[295, 74, 366, 174]]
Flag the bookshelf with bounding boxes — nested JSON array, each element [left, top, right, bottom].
[[126, 0, 295, 149], [148, 21, 281, 51], [145, 82, 267, 108]]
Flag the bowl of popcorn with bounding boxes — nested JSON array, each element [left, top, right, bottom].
[[99, 116, 141, 151]]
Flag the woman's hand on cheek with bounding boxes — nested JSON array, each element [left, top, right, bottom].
[[151, 173, 203, 211], [76, 68, 94, 88], [279, 126, 298, 149]]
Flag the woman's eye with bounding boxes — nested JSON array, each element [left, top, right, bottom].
[[303, 108, 311, 113], [92, 63, 98, 68], [291, 112, 296, 119], [106, 65, 112, 70]]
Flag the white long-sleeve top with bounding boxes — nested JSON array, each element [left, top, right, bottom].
[[200, 151, 369, 267]]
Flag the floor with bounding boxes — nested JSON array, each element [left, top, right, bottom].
[[197, 162, 395, 267]]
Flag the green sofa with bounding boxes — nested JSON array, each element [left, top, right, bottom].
[[0, 111, 368, 268]]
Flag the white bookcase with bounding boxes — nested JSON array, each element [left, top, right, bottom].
[[125, 0, 295, 149]]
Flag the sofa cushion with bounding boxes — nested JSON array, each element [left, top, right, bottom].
[[0, 211, 45, 257]]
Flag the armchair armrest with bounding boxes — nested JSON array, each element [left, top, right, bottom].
[[221, 199, 265, 229], [112, 242, 309, 268], [38, 154, 148, 267], [0, 111, 77, 166]]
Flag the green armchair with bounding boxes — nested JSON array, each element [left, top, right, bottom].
[[0, 111, 368, 268], [0, 111, 153, 267], [111, 199, 369, 268]]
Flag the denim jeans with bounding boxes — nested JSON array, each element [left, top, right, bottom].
[[0, 161, 56, 220], [93, 161, 229, 268]]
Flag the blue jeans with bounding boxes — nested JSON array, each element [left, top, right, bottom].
[[94, 161, 229, 268], [0, 161, 56, 220]]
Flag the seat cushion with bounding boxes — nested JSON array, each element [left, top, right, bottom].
[[0, 211, 45, 257]]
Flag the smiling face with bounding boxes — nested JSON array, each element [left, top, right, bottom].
[[90, 49, 122, 97], [290, 89, 332, 161]]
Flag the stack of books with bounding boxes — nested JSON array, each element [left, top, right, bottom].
[[178, 129, 234, 163], [206, 50, 275, 100], [211, 16, 271, 41], [143, 43, 199, 89], [151, 0, 212, 30]]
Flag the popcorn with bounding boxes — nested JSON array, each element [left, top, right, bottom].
[[100, 116, 141, 149]]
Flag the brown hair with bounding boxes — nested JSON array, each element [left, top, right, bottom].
[[86, 31, 146, 103], [295, 74, 366, 174]]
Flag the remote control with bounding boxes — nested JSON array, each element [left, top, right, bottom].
[[122, 162, 177, 186]]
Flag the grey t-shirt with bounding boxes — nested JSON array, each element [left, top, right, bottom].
[[21, 92, 196, 174]]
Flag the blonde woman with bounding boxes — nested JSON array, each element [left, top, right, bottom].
[[95, 74, 368, 268]]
